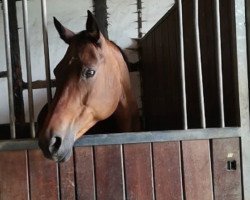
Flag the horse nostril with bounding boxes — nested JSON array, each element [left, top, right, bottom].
[[49, 136, 62, 155]]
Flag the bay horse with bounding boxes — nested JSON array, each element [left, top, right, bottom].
[[38, 11, 140, 162]]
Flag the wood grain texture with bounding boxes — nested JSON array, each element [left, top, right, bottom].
[[28, 149, 58, 200], [141, 8, 182, 130], [74, 147, 95, 200], [59, 155, 75, 200], [153, 142, 183, 200], [182, 140, 213, 200], [212, 138, 242, 200], [0, 151, 28, 200], [123, 143, 154, 200], [94, 145, 125, 200]]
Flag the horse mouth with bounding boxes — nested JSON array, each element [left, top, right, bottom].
[[41, 147, 73, 163], [51, 149, 72, 162], [38, 137, 74, 163]]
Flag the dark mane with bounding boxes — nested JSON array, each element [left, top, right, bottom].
[[110, 41, 130, 67], [110, 41, 139, 72]]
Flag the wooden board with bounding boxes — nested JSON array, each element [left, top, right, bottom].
[[28, 149, 58, 200], [153, 142, 183, 200], [182, 140, 213, 200], [94, 145, 125, 200], [141, 8, 182, 130], [212, 138, 242, 200], [0, 151, 29, 200], [74, 147, 95, 200], [59, 155, 75, 200], [123, 143, 154, 200]]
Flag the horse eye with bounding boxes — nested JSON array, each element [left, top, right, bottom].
[[82, 68, 95, 78]]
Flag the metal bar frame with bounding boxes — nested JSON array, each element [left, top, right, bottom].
[[41, 0, 52, 105], [2, 0, 16, 139], [0, 127, 241, 151], [177, 0, 188, 130], [194, 0, 206, 128], [235, 0, 250, 198], [214, 0, 225, 128], [22, 0, 35, 138]]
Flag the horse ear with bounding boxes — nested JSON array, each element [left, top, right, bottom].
[[86, 10, 100, 43], [54, 17, 75, 44]]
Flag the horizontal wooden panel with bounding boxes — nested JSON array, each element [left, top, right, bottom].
[[182, 140, 213, 200], [28, 149, 58, 200], [123, 143, 154, 200], [153, 142, 183, 200], [59, 155, 75, 200], [94, 145, 125, 200], [0, 151, 28, 200], [74, 147, 95, 200], [212, 138, 242, 200]]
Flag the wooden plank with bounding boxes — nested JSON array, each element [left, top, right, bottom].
[[74, 147, 95, 200], [167, 10, 183, 129], [123, 143, 154, 200], [153, 142, 183, 200], [212, 138, 242, 200], [28, 149, 58, 200], [94, 145, 124, 200], [0, 151, 28, 200], [182, 140, 213, 200], [59, 155, 75, 200]]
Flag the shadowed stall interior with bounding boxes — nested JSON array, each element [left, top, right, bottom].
[[140, 0, 239, 130]]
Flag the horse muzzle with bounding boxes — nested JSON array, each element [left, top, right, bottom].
[[38, 133, 75, 162]]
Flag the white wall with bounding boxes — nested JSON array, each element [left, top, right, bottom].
[[0, 0, 174, 124]]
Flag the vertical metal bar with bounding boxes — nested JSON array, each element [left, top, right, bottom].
[[149, 143, 156, 200], [41, 0, 52, 105], [214, 0, 225, 128], [194, 0, 206, 128], [22, 0, 35, 138], [177, 0, 188, 130], [237, 0, 250, 198], [120, 145, 126, 200], [2, 0, 16, 138]]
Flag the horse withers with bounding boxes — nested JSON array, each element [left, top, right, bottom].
[[38, 11, 140, 162]]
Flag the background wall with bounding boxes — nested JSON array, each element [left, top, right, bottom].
[[0, 0, 174, 124]]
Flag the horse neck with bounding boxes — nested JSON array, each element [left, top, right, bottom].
[[115, 79, 141, 132], [108, 43, 140, 132]]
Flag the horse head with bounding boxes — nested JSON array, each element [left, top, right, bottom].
[[38, 11, 139, 162]]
